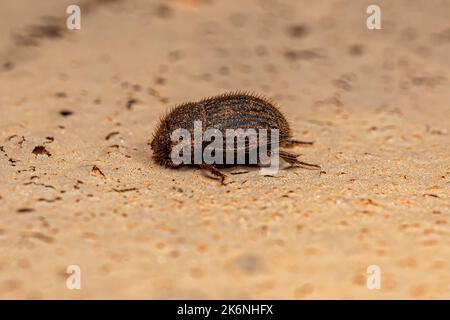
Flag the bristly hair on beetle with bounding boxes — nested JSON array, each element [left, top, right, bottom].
[[150, 91, 321, 183]]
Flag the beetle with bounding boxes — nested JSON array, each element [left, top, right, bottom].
[[150, 92, 320, 183]]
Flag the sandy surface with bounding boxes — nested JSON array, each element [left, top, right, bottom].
[[0, 0, 449, 299]]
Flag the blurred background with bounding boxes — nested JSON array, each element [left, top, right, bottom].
[[0, 0, 449, 299]]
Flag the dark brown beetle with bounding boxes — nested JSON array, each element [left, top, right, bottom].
[[150, 92, 320, 182]]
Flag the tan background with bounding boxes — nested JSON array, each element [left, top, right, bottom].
[[0, 0, 449, 299]]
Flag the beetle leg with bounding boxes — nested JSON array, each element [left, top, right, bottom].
[[279, 150, 321, 170], [281, 139, 315, 148], [199, 164, 227, 184]]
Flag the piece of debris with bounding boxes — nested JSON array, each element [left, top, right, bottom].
[[284, 49, 324, 61], [105, 131, 120, 140], [74, 180, 84, 190], [286, 24, 309, 38], [126, 98, 139, 110], [55, 92, 67, 98], [230, 170, 249, 175], [32, 145, 51, 156], [17, 208, 35, 214], [37, 197, 62, 202], [423, 193, 439, 198], [91, 165, 105, 177], [59, 110, 73, 117], [112, 187, 137, 193], [8, 135, 26, 147]]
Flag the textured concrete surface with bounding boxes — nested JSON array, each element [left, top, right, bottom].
[[0, 0, 449, 299]]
